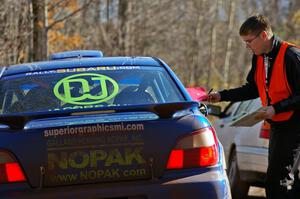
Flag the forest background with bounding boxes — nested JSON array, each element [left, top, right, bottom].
[[0, 0, 299, 90]]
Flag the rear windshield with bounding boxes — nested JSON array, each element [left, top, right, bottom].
[[0, 66, 184, 115]]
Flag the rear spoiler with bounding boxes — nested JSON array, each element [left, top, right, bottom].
[[0, 102, 199, 130]]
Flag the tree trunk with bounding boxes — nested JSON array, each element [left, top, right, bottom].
[[32, 0, 47, 61], [223, 0, 236, 88], [118, 0, 129, 55], [206, 0, 219, 89]]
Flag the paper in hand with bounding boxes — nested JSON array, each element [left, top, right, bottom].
[[230, 107, 266, 127], [186, 87, 207, 101]]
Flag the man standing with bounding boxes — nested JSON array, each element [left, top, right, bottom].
[[204, 14, 300, 199]]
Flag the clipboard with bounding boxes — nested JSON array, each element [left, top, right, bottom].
[[230, 107, 265, 127]]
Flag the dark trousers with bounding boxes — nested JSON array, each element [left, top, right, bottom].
[[265, 123, 300, 199]]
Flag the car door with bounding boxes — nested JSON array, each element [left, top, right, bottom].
[[214, 100, 253, 164], [236, 98, 269, 151]]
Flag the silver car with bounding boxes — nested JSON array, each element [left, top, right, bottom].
[[209, 98, 269, 199]]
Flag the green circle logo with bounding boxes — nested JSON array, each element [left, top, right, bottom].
[[54, 73, 119, 105]]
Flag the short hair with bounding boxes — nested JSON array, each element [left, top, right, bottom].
[[239, 14, 272, 36]]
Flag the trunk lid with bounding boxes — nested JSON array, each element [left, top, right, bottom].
[[0, 102, 207, 187]]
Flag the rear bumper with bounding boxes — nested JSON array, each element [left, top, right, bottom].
[[236, 145, 268, 175], [0, 169, 231, 199]]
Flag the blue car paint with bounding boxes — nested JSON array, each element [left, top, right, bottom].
[[3, 57, 162, 77], [0, 114, 218, 183], [0, 54, 230, 198], [50, 50, 103, 60]]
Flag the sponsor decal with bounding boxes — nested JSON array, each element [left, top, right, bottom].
[[45, 124, 148, 184], [46, 134, 143, 148], [44, 123, 144, 138], [48, 147, 145, 169], [25, 70, 57, 76], [47, 103, 119, 112], [49, 167, 147, 183], [56, 66, 141, 73], [46, 146, 148, 184], [53, 73, 119, 105], [25, 66, 141, 76]]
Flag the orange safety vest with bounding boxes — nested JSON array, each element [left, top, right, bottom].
[[255, 41, 294, 122]]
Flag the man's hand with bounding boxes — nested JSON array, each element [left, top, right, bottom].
[[202, 92, 221, 103], [263, 106, 276, 119], [259, 106, 276, 119]]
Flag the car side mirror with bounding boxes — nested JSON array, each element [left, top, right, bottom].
[[199, 103, 208, 116], [207, 104, 222, 117]]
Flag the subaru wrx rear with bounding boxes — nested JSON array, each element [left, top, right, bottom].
[[0, 50, 231, 199]]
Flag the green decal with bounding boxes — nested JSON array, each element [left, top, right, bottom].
[[54, 73, 119, 105]]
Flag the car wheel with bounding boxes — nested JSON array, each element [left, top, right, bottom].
[[227, 150, 249, 199]]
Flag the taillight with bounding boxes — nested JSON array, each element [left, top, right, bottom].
[[0, 151, 26, 183], [259, 121, 270, 139], [167, 127, 219, 169]]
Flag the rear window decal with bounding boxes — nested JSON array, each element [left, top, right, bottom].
[[54, 73, 119, 105], [25, 66, 141, 76], [25, 70, 57, 76], [56, 66, 141, 73], [47, 104, 119, 112]]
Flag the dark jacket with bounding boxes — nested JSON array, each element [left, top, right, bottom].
[[219, 36, 300, 126]]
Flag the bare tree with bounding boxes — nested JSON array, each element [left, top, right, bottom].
[[0, 0, 298, 91], [207, 0, 219, 89], [223, 0, 236, 88], [32, 0, 47, 61], [0, 0, 31, 66], [31, 0, 93, 61]]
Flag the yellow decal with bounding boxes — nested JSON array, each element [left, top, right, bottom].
[[49, 168, 147, 183], [53, 73, 119, 105], [48, 147, 146, 170]]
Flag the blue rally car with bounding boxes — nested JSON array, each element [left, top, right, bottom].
[[0, 50, 231, 199]]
